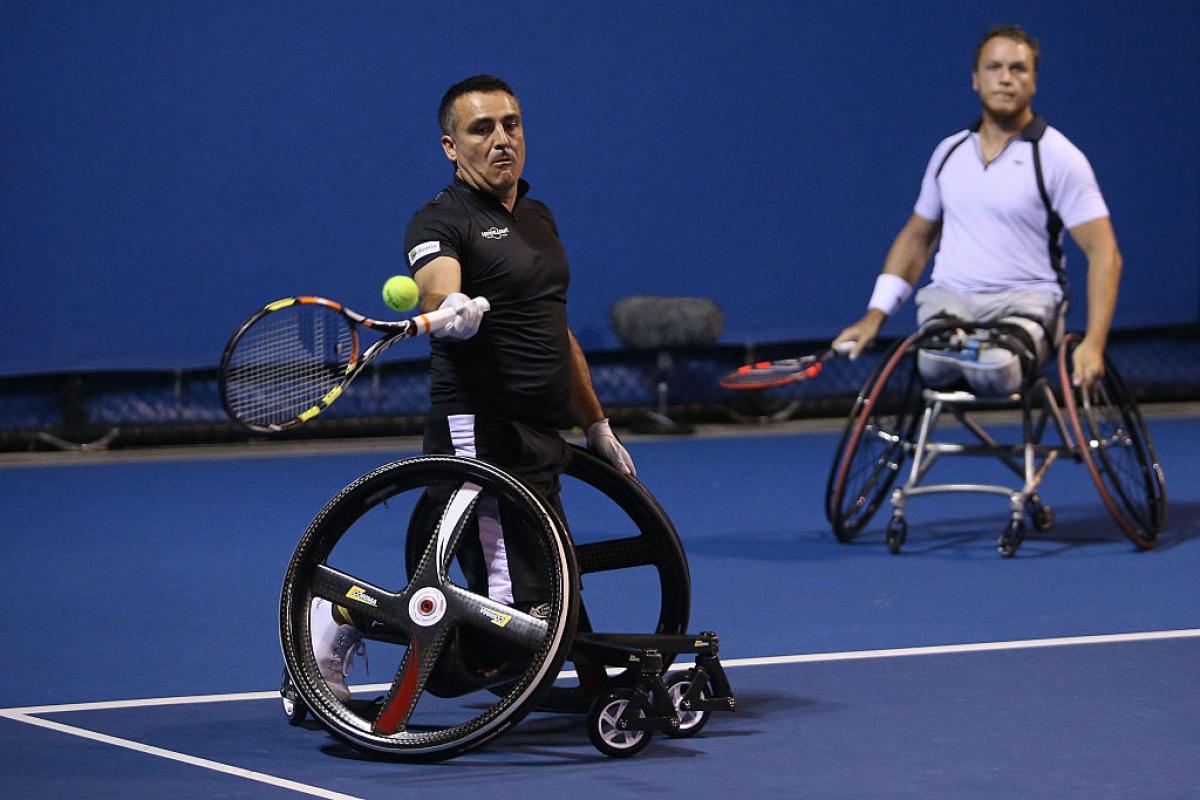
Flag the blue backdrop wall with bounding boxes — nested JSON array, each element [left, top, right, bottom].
[[3, 1, 1197, 375]]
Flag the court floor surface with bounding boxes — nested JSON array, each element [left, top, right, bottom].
[[2, 413, 1197, 798]]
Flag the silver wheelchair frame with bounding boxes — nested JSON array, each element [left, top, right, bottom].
[[826, 322, 1167, 556]]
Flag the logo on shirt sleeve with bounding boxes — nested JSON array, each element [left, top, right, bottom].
[[408, 241, 441, 266]]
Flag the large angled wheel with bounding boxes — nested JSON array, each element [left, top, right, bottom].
[[280, 455, 579, 762], [1059, 334, 1167, 549], [826, 331, 925, 541], [405, 446, 690, 713]]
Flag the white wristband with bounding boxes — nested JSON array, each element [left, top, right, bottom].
[[867, 273, 912, 316]]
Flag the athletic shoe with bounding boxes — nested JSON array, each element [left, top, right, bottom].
[[318, 624, 366, 702], [523, 602, 553, 621]]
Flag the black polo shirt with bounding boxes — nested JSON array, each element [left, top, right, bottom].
[[404, 177, 572, 428]]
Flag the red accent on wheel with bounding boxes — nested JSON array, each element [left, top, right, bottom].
[[373, 640, 421, 734]]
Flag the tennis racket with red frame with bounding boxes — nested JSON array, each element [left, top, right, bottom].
[[219, 295, 489, 432], [719, 341, 854, 390]]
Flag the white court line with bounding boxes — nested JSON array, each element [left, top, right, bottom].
[[6, 628, 1198, 716], [2, 627, 1197, 797], [0, 711, 363, 800], [717, 627, 1200, 667]]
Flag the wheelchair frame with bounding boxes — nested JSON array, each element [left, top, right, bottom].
[[826, 323, 1167, 556], [278, 447, 735, 761]]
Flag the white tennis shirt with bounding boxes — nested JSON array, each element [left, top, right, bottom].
[[914, 120, 1109, 298]]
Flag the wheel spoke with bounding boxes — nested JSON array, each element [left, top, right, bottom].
[[432, 482, 482, 577], [310, 564, 408, 630], [443, 584, 551, 650], [1083, 383, 1155, 531], [372, 630, 449, 734], [1062, 338, 1165, 546]]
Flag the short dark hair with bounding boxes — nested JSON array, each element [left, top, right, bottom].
[[974, 25, 1040, 73], [438, 75, 519, 136]]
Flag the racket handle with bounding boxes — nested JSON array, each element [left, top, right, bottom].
[[414, 296, 491, 335], [832, 340, 855, 355]]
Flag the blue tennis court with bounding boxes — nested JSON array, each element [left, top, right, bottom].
[[2, 413, 1197, 798]]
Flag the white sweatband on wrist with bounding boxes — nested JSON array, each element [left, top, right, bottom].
[[867, 274, 913, 316]]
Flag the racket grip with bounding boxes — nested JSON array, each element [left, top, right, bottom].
[[832, 340, 855, 355], [415, 296, 491, 335]]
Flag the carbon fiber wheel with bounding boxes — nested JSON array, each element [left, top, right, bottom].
[[280, 455, 579, 761], [405, 445, 691, 714]]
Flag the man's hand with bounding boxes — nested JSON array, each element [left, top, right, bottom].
[[431, 292, 484, 341], [1071, 335, 1107, 387], [832, 309, 886, 360], [585, 418, 636, 477]]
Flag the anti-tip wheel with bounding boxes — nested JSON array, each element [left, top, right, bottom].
[[997, 520, 1025, 558], [886, 516, 908, 555], [663, 670, 711, 739], [280, 668, 307, 726], [1030, 501, 1055, 532], [587, 688, 652, 758]]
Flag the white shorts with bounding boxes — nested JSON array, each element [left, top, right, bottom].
[[914, 285, 1063, 396]]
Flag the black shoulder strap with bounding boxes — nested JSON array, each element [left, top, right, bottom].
[[934, 121, 978, 179], [1023, 115, 1068, 293]]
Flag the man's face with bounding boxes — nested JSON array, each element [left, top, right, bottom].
[[972, 36, 1037, 121], [441, 91, 525, 200]]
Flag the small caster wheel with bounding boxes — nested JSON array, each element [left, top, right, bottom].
[[886, 516, 908, 554], [663, 670, 711, 739], [280, 668, 307, 725], [587, 688, 652, 758], [1030, 502, 1055, 532], [997, 519, 1025, 558]]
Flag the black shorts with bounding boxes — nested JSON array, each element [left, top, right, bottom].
[[424, 414, 571, 514], [422, 414, 572, 607]]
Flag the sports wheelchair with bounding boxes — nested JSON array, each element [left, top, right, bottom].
[[278, 446, 735, 760], [825, 320, 1167, 556]]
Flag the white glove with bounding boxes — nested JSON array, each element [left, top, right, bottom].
[[432, 292, 484, 341], [586, 418, 636, 477]]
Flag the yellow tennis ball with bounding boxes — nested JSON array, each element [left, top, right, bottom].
[[382, 275, 419, 312]]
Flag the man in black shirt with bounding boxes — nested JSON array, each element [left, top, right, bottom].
[[408, 75, 632, 607], [313, 75, 633, 701]]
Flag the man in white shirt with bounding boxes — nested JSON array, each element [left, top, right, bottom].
[[834, 25, 1122, 388]]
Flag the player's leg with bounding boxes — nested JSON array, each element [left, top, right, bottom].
[[488, 420, 574, 613], [960, 290, 1059, 396], [914, 284, 977, 389], [425, 414, 570, 610], [913, 286, 1059, 397]]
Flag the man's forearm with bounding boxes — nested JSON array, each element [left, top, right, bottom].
[[420, 291, 448, 313], [881, 222, 937, 285], [567, 331, 604, 427], [1084, 248, 1122, 348]]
